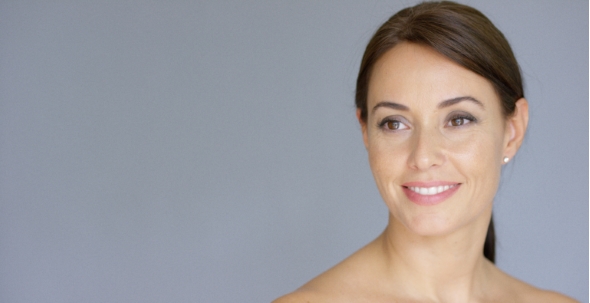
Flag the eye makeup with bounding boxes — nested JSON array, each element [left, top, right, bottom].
[[445, 111, 478, 127], [377, 115, 410, 131]]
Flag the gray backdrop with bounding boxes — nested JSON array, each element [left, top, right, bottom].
[[1, 1, 587, 302]]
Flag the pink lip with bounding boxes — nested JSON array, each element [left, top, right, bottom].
[[401, 181, 461, 206]]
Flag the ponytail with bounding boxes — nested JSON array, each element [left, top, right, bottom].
[[483, 215, 495, 263]]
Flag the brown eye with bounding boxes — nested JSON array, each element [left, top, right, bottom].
[[450, 118, 464, 126], [379, 117, 408, 131], [386, 121, 400, 130], [447, 114, 476, 127]]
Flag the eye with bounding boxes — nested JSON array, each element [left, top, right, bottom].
[[450, 117, 468, 126], [446, 113, 477, 127], [386, 121, 401, 130], [379, 117, 409, 131]]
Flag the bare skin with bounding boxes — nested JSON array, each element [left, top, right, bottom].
[[273, 230, 578, 303], [273, 43, 577, 303]]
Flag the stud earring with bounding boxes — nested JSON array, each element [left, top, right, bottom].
[[503, 157, 510, 163]]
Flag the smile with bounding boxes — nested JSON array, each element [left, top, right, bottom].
[[407, 184, 457, 196], [401, 182, 461, 206]]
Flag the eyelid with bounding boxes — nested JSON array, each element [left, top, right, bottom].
[[377, 115, 410, 131], [445, 111, 477, 127]]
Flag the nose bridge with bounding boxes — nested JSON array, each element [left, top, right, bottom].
[[408, 124, 444, 170]]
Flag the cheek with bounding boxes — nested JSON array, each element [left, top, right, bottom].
[[450, 136, 500, 166], [444, 123, 505, 164], [447, 130, 504, 194], [366, 135, 411, 204], [454, 131, 503, 167], [367, 143, 396, 187], [367, 134, 407, 178]]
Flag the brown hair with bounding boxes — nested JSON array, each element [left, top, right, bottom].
[[355, 1, 525, 263]]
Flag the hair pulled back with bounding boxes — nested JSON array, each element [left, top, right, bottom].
[[356, 1, 525, 263]]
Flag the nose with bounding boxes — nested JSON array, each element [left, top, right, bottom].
[[407, 127, 445, 171]]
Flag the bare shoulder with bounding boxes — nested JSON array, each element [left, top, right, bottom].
[[521, 287, 579, 303], [271, 261, 363, 303], [272, 241, 379, 303], [493, 267, 579, 303], [271, 268, 357, 303], [271, 289, 331, 303]]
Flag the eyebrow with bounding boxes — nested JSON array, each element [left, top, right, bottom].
[[371, 96, 484, 114], [438, 96, 484, 109], [371, 101, 409, 113]]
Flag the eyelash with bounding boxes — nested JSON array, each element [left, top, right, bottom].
[[377, 113, 477, 131], [446, 113, 477, 127], [378, 117, 407, 131]]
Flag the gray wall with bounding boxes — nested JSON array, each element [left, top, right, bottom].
[[1, 1, 587, 302]]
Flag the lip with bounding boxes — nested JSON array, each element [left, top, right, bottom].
[[401, 181, 461, 206]]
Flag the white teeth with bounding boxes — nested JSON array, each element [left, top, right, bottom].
[[408, 184, 456, 195]]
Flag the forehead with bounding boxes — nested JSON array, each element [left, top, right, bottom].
[[368, 42, 500, 110]]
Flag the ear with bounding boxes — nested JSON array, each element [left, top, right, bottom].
[[356, 109, 369, 150], [503, 98, 529, 161]]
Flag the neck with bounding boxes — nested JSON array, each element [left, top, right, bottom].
[[376, 209, 493, 302]]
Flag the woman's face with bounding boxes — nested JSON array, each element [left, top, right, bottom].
[[360, 42, 520, 236]]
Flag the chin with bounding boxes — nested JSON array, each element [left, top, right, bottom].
[[404, 215, 457, 236], [390, 202, 493, 239], [388, 207, 466, 237]]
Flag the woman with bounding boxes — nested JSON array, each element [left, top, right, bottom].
[[274, 1, 577, 302]]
